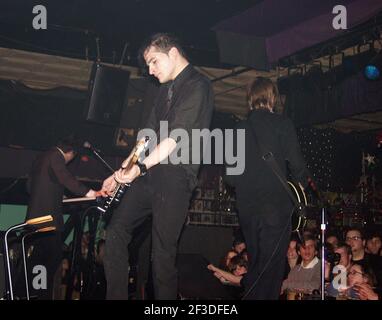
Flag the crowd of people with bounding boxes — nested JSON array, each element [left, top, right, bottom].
[[206, 227, 382, 300], [8, 32, 381, 301], [39, 222, 379, 300]]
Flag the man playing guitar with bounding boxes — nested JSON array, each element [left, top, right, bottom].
[[100, 33, 214, 300]]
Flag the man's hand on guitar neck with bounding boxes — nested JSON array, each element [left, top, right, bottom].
[[99, 137, 176, 196], [100, 165, 141, 196], [100, 174, 117, 196], [114, 165, 140, 184]]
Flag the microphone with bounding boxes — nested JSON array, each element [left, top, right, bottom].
[[83, 141, 101, 153], [83, 141, 115, 174]]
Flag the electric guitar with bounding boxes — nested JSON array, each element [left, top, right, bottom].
[[97, 137, 149, 215], [288, 180, 308, 233]]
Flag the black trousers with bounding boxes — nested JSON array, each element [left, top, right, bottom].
[[238, 201, 292, 300], [104, 165, 192, 300]]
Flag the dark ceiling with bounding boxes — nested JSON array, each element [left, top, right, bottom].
[[0, 0, 260, 68]]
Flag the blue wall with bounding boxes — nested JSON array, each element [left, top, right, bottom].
[[0, 204, 27, 231]]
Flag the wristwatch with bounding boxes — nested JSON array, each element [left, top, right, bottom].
[[136, 161, 147, 177]]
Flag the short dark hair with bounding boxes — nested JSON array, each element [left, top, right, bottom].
[[365, 230, 382, 241], [233, 236, 245, 247], [138, 33, 188, 67], [290, 234, 300, 243], [326, 232, 340, 240], [297, 234, 318, 252], [56, 135, 81, 153], [229, 255, 248, 272], [345, 227, 364, 239]]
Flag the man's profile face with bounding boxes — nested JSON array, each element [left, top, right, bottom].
[[144, 46, 175, 83]]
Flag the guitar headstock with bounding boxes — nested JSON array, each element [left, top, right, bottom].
[[121, 136, 150, 169], [135, 136, 150, 155]]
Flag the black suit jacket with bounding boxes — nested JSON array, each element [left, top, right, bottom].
[[26, 148, 89, 231], [226, 109, 310, 210]]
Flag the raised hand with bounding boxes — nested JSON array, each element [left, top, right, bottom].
[[353, 283, 379, 300]]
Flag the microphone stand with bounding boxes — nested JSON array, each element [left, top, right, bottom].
[[320, 207, 326, 301], [89, 148, 115, 174]]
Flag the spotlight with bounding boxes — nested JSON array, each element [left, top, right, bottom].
[[364, 51, 382, 80]]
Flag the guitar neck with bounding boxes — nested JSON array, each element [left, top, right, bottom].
[[121, 154, 139, 173]]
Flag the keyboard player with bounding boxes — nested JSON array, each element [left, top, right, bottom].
[[24, 136, 101, 300]]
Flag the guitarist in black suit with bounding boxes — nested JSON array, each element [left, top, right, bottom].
[[25, 136, 98, 299], [101, 33, 214, 300], [225, 77, 311, 300]]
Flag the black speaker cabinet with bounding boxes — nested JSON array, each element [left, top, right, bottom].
[[85, 63, 130, 126]]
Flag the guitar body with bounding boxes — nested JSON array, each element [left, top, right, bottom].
[[288, 181, 308, 233]]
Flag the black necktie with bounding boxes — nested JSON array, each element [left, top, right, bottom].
[[167, 81, 174, 107], [163, 81, 174, 120]]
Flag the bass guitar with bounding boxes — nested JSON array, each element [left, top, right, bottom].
[[288, 180, 308, 233]]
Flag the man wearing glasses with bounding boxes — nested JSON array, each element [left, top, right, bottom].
[[345, 228, 382, 293]]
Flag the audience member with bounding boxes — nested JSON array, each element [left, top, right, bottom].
[[281, 235, 321, 296]]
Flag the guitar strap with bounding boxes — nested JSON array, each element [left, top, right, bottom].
[[246, 121, 303, 212]]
